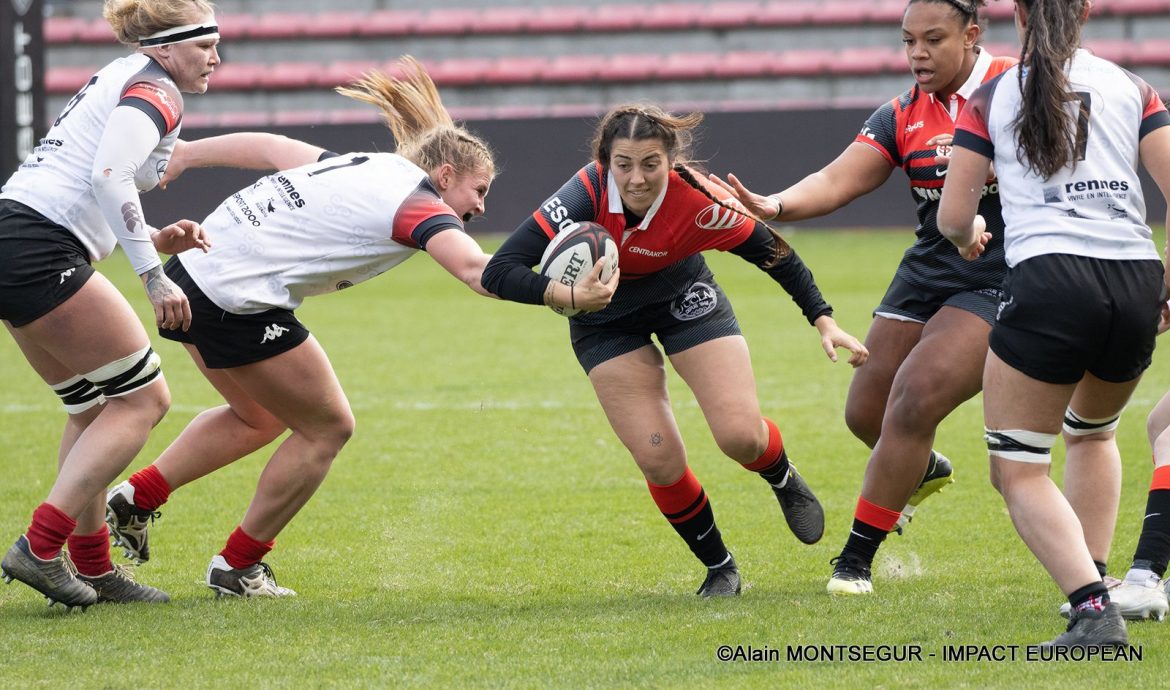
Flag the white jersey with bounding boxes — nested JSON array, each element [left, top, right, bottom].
[[0, 53, 183, 263], [178, 152, 464, 314], [953, 49, 1169, 267]]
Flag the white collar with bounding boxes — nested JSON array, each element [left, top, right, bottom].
[[607, 169, 668, 230], [928, 45, 994, 107]]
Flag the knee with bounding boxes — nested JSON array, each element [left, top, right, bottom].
[[147, 384, 171, 426], [713, 420, 767, 464], [884, 378, 947, 433], [131, 380, 171, 427], [630, 446, 687, 486], [315, 407, 356, 455], [1148, 412, 1169, 449], [844, 404, 881, 448]]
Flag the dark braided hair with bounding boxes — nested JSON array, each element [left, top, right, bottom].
[[907, 0, 986, 30], [1012, 0, 1089, 178], [674, 164, 792, 265]]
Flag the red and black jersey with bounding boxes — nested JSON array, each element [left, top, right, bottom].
[[856, 48, 1015, 292], [531, 162, 755, 280], [483, 162, 833, 325]]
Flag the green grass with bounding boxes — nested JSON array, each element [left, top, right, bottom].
[[0, 229, 1166, 687]]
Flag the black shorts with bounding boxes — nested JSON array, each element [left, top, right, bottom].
[[0, 199, 95, 327], [569, 275, 741, 373], [876, 274, 1001, 326], [990, 254, 1163, 385], [158, 257, 310, 369]]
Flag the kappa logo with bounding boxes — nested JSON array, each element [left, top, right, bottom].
[[59, 267, 76, 284], [260, 324, 290, 344], [695, 204, 742, 231]]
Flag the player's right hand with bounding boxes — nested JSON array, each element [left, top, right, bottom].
[[142, 267, 193, 331], [707, 172, 781, 221], [574, 257, 620, 313]]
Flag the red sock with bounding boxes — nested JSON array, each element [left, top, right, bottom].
[[25, 502, 76, 560], [646, 467, 730, 567], [67, 526, 113, 577], [128, 465, 172, 512], [1152, 465, 1170, 491], [742, 418, 785, 472], [220, 526, 274, 570], [855, 497, 902, 532], [647, 467, 707, 520]]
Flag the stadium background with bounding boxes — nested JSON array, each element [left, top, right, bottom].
[[5, 0, 1170, 228]]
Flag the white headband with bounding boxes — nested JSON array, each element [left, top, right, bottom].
[[139, 19, 219, 47]]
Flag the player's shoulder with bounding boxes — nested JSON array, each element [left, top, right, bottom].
[[119, 56, 185, 119], [986, 55, 1018, 78]]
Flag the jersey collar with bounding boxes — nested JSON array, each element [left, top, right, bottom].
[[928, 45, 994, 108], [607, 169, 668, 230]]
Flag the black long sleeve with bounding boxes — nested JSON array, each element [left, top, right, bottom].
[[728, 222, 833, 325], [481, 215, 554, 305]]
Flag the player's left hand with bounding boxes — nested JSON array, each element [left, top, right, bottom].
[[1158, 301, 1170, 335], [957, 215, 990, 261], [927, 133, 954, 168], [152, 219, 210, 254], [814, 315, 869, 368]]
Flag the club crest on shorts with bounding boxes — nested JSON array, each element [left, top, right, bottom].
[[672, 282, 717, 321]]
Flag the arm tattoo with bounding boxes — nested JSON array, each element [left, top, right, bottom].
[[121, 202, 144, 233], [143, 266, 172, 300], [650, 432, 663, 447], [543, 280, 556, 306]]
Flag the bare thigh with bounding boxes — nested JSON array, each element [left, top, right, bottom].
[[588, 345, 687, 485], [845, 316, 923, 447], [669, 335, 765, 462], [9, 272, 152, 378], [222, 336, 353, 438]]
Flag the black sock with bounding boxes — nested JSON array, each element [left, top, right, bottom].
[[758, 450, 791, 486], [663, 497, 730, 568], [1068, 581, 1109, 611], [1093, 560, 1108, 579], [1133, 489, 1170, 578], [841, 518, 887, 565]]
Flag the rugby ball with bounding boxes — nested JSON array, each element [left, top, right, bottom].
[[539, 221, 619, 317]]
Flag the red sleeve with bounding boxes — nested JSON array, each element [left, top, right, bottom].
[[120, 81, 182, 134], [392, 188, 461, 248], [1139, 81, 1170, 138]]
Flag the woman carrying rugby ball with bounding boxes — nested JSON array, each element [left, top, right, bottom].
[[482, 104, 866, 597]]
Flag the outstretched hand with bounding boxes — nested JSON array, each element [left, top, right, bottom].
[[707, 172, 781, 221], [572, 257, 620, 313], [814, 315, 868, 368], [152, 219, 210, 255]]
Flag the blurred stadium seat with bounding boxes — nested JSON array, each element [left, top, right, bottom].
[[40, 0, 1170, 125]]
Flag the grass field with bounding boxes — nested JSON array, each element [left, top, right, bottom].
[[1, 229, 1166, 687]]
